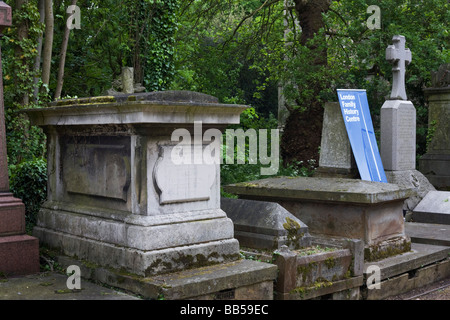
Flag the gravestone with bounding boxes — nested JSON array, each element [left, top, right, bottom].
[[381, 35, 415, 171], [23, 91, 277, 299], [314, 102, 358, 178], [419, 64, 450, 189], [0, 2, 39, 277], [380, 35, 435, 211]]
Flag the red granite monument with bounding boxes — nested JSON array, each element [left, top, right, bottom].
[[0, 1, 39, 276]]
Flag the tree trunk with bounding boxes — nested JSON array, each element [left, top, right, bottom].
[[14, 0, 29, 105], [280, 0, 332, 167], [33, 0, 45, 103], [54, 0, 78, 100], [41, 0, 54, 93]]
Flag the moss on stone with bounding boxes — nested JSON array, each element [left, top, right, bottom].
[[364, 239, 412, 262]]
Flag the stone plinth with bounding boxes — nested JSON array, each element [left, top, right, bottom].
[[419, 87, 450, 189], [380, 100, 416, 171], [24, 91, 250, 277], [0, 193, 40, 276], [224, 177, 413, 261]]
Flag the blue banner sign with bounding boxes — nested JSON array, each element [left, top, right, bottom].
[[337, 89, 387, 183]]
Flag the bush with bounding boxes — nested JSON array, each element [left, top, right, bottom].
[[9, 158, 47, 234]]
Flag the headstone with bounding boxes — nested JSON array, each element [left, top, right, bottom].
[[0, 2, 39, 277], [431, 63, 450, 88], [221, 197, 311, 250], [419, 64, 450, 189], [23, 91, 277, 299], [380, 35, 435, 210], [381, 35, 416, 170], [314, 102, 358, 178]]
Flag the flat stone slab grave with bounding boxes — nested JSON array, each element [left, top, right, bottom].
[[412, 191, 450, 225], [224, 176, 414, 261]]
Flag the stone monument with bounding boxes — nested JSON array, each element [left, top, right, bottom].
[[381, 35, 415, 170], [0, 1, 39, 277], [23, 91, 277, 299], [419, 64, 450, 189], [380, 35, 435, 211], [224, 176, 413, 261]]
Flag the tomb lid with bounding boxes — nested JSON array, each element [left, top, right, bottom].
[[22, 90, 248, 127], [224, 176, 414, 205], [49, 90, 220, 107]]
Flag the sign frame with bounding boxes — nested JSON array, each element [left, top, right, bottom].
[[337, 89, 387, 183]]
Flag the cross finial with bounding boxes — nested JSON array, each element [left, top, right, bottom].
[[386, 35, 412, 100]]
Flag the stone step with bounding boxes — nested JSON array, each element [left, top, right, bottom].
[[363, 243, 450, 281], [55, 255, 277, 300]]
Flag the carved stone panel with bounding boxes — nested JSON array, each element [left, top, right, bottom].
[[62, 136, 131, 202], [153, 145, 216, 205]]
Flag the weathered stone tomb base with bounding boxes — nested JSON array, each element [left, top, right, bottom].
[[33, 202, 241, 277]]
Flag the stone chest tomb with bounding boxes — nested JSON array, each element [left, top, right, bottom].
[[24, 91, 253, 277]]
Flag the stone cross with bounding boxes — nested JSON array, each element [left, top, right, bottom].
[[386, 35, 412, 100]]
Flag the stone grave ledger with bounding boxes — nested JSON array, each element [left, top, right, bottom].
[[314, 102, 358, 178], [24, 91, 248, 277]]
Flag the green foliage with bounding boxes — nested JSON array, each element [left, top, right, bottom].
[[172, 0, 280, 117], [220, 108, 314, 189], [3, 0, 47, 165], [142, 0, 179, 91], [9, 158, 47, 234]]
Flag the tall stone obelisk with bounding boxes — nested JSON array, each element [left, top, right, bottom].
[[0, 2, 39, 276]]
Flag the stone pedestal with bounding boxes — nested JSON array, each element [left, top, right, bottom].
[[24, 91, 277, 299], [380, 100, 416, 171], [419, 87, 450, 189], [224, 177, 412, 261]]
